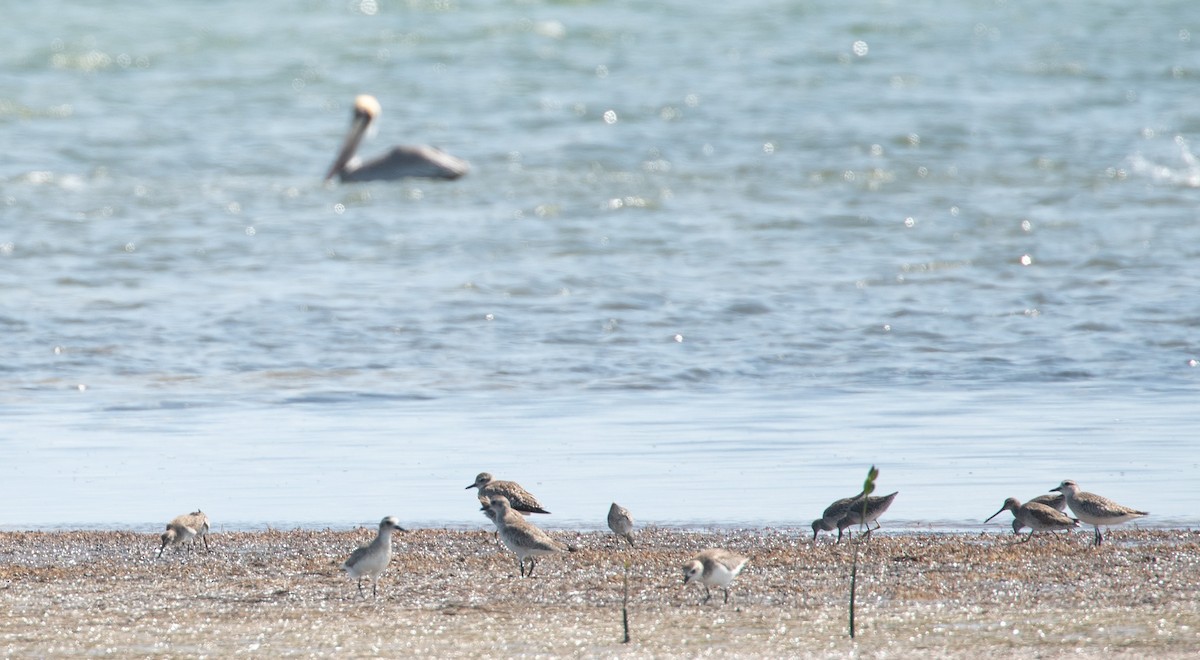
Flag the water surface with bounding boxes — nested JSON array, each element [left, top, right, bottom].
[[3, 0, 1199, 529]]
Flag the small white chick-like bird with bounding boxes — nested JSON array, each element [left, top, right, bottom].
[[682, 548, 749, 605]]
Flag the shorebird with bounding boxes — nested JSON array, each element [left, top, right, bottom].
[[985, 497, 1080, 541], [324, 94, 469, 183], [607, 502, 635, 547], [1052, 480, 1148, 546], [343, 516, 406, 598], [1028, 492, 1067, 512], [837, 491, 899, 541], [479, 496, 498, 526], [682, 548, 749, 605], [811, 493, 862, 542], [158, 510, 210, 558], [487, 496, 571, 577], [466, 472, 550, 515]]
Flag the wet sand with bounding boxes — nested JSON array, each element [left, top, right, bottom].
[[1, 527, 1198, 657]]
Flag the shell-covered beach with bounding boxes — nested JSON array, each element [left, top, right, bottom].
[[2, 527, 1198, 657]]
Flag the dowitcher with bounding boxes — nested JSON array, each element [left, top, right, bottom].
[[985, 497, 1079, 541], [1028, 491, 1067, 512], [811, 493, 861, 542], [837, 491, 899, 541]]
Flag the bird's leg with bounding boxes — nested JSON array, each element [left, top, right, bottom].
[[701, 585, 712, 604], [527, 557, 537, 578], [202, 536, 210, 552], [372, 580, 378, 600], [1094, 526, 1103, 547], [357, 578, 366, 598], [723, 588, 730, 604]]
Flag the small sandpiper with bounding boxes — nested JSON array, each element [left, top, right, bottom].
[[811, 494, 861, 542], [158, 510, 210, 558], [466, 472, 551, 515], [682, 548, 749, 605], [985, 497, 1079, 541], [607, 502, 635, 547], [343, 516, 406, 598], [487, 496, 572, 577], [837, 491, 899, 541], [1052, 479, 1148, 546]]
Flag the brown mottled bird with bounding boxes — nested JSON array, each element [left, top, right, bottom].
[[465, 472, 550, 515], [158, 510, 210, 558]]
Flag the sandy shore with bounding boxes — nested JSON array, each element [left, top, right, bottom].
[[1, 526, 1198, 657]]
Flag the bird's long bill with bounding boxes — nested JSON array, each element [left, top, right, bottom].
[[983, 508, 1005, 523], [324, 111, 371, 181], [465, 483, 477, 490]]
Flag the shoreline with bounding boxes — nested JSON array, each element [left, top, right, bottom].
[[2, 528, 1199, 657], [1, 518, 1193, 534]]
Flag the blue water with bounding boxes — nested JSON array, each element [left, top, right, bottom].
[[3, 0, 1199, 530]]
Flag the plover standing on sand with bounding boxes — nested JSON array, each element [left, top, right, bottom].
[[1052, 480, 1148, 546], [343, 516, 405, 598], [682, 548, 749, 605], [487, 496, 571, 577], [466, 472, 550, 514], [607, 502, 635, 547], [985, 497, 1079, 541], [158, 510, 210, 558]]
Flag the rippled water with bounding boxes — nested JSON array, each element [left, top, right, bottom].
[[3, 0, 1199, 529]]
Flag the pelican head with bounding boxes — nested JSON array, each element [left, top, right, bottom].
[[324, 95, 381, 181]]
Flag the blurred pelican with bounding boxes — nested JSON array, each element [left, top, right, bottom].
[[324, 95, 469, 183]]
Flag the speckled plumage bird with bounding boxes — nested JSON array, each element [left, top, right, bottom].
[[1052, 480, 1147, 546], [466, 472, 550, 515]]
